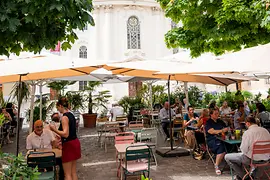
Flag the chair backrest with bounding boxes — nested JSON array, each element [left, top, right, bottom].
[[115, 132, 135, 144], [27, 152, 56, 169], [140, 128, 157, 144], [116, 115, 127, 122], [173, 119, 183, 127], [125, 145, 151, 164], [129, 121, 144, 130], [104, 122, 120, 134], [251, 141, 270, 158]]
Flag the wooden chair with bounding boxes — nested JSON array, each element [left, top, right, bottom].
[[129, 121, 144, 130], [242, 141, 270, 180], [103, 122, 121, 152], [172, 118, 185, 143]]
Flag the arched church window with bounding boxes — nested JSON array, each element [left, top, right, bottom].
[[78, 45, 87, 90], [127, 16, 141, 49], [79, 46, 87, 59]]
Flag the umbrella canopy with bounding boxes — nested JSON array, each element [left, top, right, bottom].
[[158, 43, 270, 75], [103, 59, 255, 86], [0, 52, 102, 83], [54, 68, 158, 83]]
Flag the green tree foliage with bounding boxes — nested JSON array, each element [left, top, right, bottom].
[[173, 85, 203, 107], [157, 0, 270, 57], [138, 84, 167, 107], [0, 0, 94, 56], [10, 81, 30, 106]]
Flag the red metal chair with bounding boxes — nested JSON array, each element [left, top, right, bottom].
[[243, 140, 270, 180], [115, 132, 135, 177]]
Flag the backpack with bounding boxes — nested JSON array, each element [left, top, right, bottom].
[[192, 148, 206, 160]]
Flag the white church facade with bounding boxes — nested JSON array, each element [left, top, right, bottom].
[[2, 0, 270, 105]]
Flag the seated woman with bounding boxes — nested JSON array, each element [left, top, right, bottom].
[[205, 107, 228, 175], [1, 108, 13, 144], [219, 101, 233, 126], [194, 109, 209, 147], [183, 105, 199, 149]]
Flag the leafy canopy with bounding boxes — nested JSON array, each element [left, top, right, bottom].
[[0, 0, 94, 56], [157, 0, 270, 57]]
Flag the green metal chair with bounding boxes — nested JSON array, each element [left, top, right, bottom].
[[27, 151, 56, 180], [122, 144, 151, 180]]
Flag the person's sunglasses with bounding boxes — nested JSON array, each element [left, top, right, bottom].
[[35, 126, 43, 128]]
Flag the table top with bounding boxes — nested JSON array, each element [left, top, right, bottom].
[[115, 143, 147, 153], [217, 137, 241, 145], [26, 148, 62, 158]]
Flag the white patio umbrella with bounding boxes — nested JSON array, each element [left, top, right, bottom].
[[103, 58, 256, 151], [0, 52, 104, 156], [0, 52, 102, 83], [54, 68, 158, 83], [104, 59, 254, 86], [158, 43, 270, 75]]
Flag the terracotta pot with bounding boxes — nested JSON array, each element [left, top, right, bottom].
[[82, 113, 97, 128]]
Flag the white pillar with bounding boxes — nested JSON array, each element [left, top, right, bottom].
[[104, 5, 113, 61], [93, 6, 100, 61]]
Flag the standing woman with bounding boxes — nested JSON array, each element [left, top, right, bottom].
[[50, 97, 81, 180]]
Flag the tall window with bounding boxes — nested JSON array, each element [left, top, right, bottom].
[[79, 46, 87, 59], [171, 21, 179, 54], [79, 81, 88, 91], [79, 46, 88, 90], [127, 16, 141, 49]]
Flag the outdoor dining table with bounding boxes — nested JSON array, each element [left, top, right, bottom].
[[217, 137, 242, 180], [26, 148, 64, 180], [115, 142, 147, 180]]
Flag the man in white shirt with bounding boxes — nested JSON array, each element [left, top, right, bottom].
[[225, 116, 270, 180], [110, 103, 124, 121], [159, 102, 176, 140], [26, 120, 56, 150]]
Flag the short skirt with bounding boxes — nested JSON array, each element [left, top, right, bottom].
[[62, 138, 81, 163]]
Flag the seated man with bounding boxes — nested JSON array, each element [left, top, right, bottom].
[[26, 120, 56, 150], [110, 103, 124, 121], [234, 104, 248, 130], [159, 102, 176, 140], [205, 107, 228, 175], [225, 116, 270, 180]]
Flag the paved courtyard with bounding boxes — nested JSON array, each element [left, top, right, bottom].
[[2, 126, 232, 180]]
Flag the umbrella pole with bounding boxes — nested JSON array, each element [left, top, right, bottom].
[[16, 74, 23, 156], [39, 82, 43, 120], [167, 75, 173, 150]]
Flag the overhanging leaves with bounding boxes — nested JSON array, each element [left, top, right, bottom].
[[0, 0, 95, 56], [157, 0, 270, 57]]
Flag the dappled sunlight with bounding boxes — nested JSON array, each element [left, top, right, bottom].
[[80, 134, 99, 138], [82, 160, 115, 167]]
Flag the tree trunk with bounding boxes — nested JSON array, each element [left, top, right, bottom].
[[29, 84, 36, 134], [88, 92, 92, 114]]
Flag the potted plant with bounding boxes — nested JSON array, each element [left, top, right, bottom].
[[82, 81, 111, 128], [0, 153, 40, 179]]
